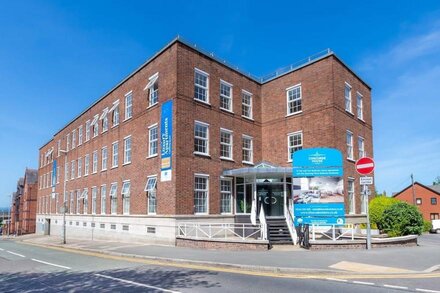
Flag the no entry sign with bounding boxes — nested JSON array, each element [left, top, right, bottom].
[[356, 157, 375, 175]]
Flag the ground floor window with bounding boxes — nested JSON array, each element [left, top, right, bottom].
[[122, 181, 131, 215], [83, 188, 88, 214], [145, 176, 157, 214], [110, 183, 118, 214], [194, 175, 209, 214], [347, 179, 355, 214], [70, 191, 74, 214], [76, 190, 81, 214], [91, 187, 97, 214], [236, 178, 252, 214], [101, 185, 106, 215], [220, 179, 232, 213], [431, 213, 439, 220]]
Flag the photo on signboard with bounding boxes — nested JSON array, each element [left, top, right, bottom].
[[292, 177, 344, 204]]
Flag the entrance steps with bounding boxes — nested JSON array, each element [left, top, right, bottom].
[[266, 217, 293, 245]]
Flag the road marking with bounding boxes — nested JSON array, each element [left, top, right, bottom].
[[329, 261, 414, 273], [19, 242, 440, 281], [0, 248, 4, 251], [325, 278, 348, 282], [353, 281, 375, 285], [94, 273, 180, 293], [31, 258, 71, 269], [424, 264, 440, 272], [383, 284, 408, 290], [6, 251, 25, 257], [416, 289, 440, 293]]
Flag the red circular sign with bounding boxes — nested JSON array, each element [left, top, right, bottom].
[[355, 157, 375, 175]]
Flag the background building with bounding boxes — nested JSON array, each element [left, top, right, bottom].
[[393, 182, 440, 221], [36, 37, 373, 245]]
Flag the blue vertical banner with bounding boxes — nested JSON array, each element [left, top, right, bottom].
[[52, 159, 57, 187], [160, 100, 173, 181], [292, 148, 345, 226]]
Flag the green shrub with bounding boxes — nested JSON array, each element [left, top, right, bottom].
[[381, 202, 424, 237], [369, 196, 399, 230], [423, 220, 432, 232]]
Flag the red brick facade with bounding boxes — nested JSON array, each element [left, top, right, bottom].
[[37, 38, 373, 222], [393, 182, 440, 221]]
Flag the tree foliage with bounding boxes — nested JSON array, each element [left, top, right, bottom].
[[381, 202, 424, 237], [433, 176, 440, 185], [369, 196, 399, 230]]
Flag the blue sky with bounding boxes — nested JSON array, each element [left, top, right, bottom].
[[1, 1, 440, 206]]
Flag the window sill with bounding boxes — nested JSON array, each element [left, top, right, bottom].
[[345, 110, 354, 116], [147, 103, 158, 110], [111, 165, 118, 169], [194, 152, 211, 158], [101, 169, 107, 172], [194, 212, 209, 215], [147, 212, 157, 216], [102, 130, 108, 134], [122, 162, 132, 166], [347, 158, 355, 163], [111, 124, 119, 129], [242, 161, 254, 165], [220, 157, 234, 162], [220, 108, 234, 114], [92, 171, 97, 174], [147, 154, 158, 159], [241, 115, 254, 121], [286, 111, 303, 117], [194, 98, 211, 106], [123, 117, 132, 122], [358, 117, 365, 123]]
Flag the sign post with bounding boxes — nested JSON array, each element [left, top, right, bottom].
[[356, 157, 375, 250]]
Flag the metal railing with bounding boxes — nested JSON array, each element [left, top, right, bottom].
[[177, 223, 266, 241], [286, 199, 297, 245], [311, 224, 356, 241]]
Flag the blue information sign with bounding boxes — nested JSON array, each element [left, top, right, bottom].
[[292, 148, 345, 226], [160, 100, 173, 181]]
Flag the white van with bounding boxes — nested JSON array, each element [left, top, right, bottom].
[[430, 219, 440, 233]]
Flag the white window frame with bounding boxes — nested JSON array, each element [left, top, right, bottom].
[[92, 150, 98, 174], [109, 183, 118, 215], [148, 123, 158, 158], [57, 140, 61, 157], [242, 135, 253, 164], [112, 141, 119, 168], [76, 189, 81, 214], [347, 178, 355, 214], [358, 136, 366, 159], [78, 125, 83, 145], [72, 129, 76, 149], [83, 188, 89, 215], [194, 121, 209, 156], [112, 105, 120, 127], [85, 120, 91, 141], [287, 131, 303, 162], [70, 160, 75, 180], [145, 175, 157, 215], [220, 128, 233, 160], [91, 186, 97, 215], [194, 68, 210, 104], [357, 92, 364, 120], [77, 157, 82, 178], [66, 133, 70, 152], [121, 180, 131, 215], [123, 136, 132, 165], [220, 178, 233, 214], [100, 107, 109, 133], [286, 84, 302, 116], [64, 162, 69, 182], [194, 174, 209, 214], [241, 90, 253, 120], [346, 130, 354, 160], [100, 184, 106, 215], [124, 91, 133, 121], [101, 146, 108, 171], [345, 82, 352, 114], [145, 72, 159, 108], [219, 80, 233, 112], [84, 154, 90, 176]]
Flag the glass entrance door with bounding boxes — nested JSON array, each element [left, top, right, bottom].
[[257, 184, 284, 217]]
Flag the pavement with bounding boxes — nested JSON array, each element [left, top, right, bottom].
[[9, 233, 440, 274], [1, 234, 439, 292]]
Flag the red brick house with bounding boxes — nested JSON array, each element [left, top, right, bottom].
[[36, 37, 373, 245], [393, 182, 440, 221]]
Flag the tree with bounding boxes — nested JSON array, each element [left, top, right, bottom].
[[381, 202, 424, 237], [369, 195, 399, 230], [433, 176, 440, 185]]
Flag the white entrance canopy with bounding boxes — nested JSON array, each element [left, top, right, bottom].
[[222, 162, 292, 177]]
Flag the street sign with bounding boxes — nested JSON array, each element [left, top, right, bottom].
[[360, 176, 373, 185], [356, 157, 375, 175]]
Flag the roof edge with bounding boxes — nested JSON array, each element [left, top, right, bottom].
[[393, 181, 440, 198]]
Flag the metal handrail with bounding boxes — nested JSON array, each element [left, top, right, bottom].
[[286, 199, 297, 245], [258, 203, 268, 240], [177, 222, 265, 241]]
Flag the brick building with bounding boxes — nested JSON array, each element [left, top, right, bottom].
[[36, 37, 373, 245], [9, 169, 38, 235], [393, 182, 440, 221]]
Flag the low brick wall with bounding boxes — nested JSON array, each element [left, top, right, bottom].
[[176, 237, 269, 250], [309, 235, 418, 250]]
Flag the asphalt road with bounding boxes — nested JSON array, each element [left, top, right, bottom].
[[0, 239, 439, 292]]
